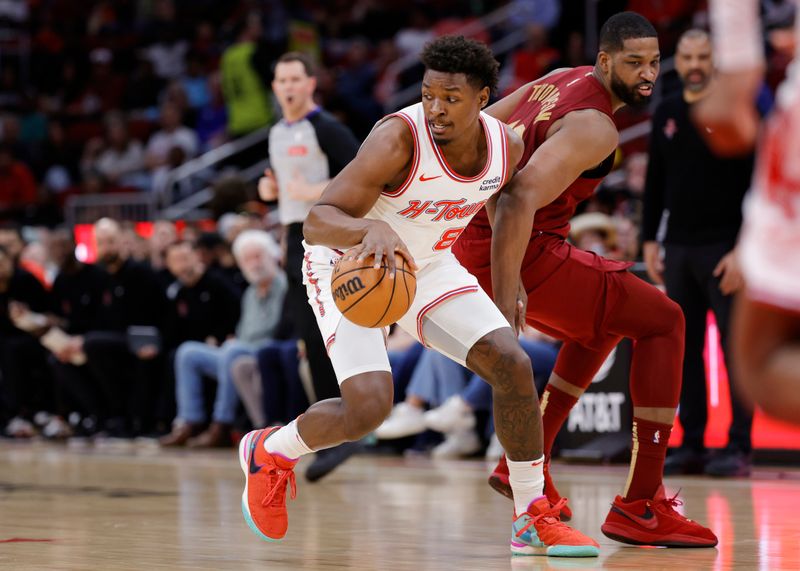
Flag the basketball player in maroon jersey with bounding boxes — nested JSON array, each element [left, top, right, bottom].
[[453, 12, 718, 546]]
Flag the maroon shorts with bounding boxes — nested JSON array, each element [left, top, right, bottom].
[[453, 232, 634, 350]]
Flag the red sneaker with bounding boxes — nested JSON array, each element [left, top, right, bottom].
[[601, 485, 718, 547], [488, 454, 573, 521], [511, 497, 599, 557], [239, 427, 298, 541]]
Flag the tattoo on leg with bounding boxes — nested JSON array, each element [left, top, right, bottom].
[[468, 334, 543, 460]]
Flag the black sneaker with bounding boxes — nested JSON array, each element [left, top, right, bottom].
[[663, 447, 706, 475], [305, 441, 364, 482], [705, 448, 752, 477]]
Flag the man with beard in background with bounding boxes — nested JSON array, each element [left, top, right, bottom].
[[81, 218, 168, 437]]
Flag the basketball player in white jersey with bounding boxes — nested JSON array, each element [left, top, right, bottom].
[[237, 35, 600, 557], [696, 0, 800, 425]]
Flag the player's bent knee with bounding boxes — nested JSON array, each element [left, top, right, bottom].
[[340, 371, 394, 440], [468, 329, 534, 394]]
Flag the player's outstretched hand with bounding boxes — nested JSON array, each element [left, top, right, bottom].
[[344, 220, 418, 278]]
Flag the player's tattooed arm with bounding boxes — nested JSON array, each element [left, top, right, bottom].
[[304, 117, 418, 273], [491, 110, 618, 326]]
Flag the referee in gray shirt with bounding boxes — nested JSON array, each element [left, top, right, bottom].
[[258, 52, 360, 480]]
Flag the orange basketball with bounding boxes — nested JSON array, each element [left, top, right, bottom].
[[331, 252, 416, 328]]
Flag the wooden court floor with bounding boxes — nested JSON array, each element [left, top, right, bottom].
[[1, 440, 799, 571]]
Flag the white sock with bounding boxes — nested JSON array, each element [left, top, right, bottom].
[[263, 418, 315, 461], [507, 455, 546, 516]]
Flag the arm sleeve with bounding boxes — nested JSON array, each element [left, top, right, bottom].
[[310, 113, 361, 176], [641, 108, 667, 242]]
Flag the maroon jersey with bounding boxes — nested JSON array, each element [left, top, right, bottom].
[[464, 66, 616, 239]]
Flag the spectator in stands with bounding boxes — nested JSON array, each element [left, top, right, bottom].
[[195, 72, 228, 151], [81, 112, 147, 191], [0, 244, 54, 437], [160, 231, 285, 447], [569, 212, 619, 259], [220, 13, 273, 138], [37, 119, 82, 198], [119, 222, 149, 263], [65, 48, 126, 117], [194, 231, 247, 295], [44, 228, 112, 437], [643, 30, 756, 477], [124, 57, 165, 112], [0, 143, 37, 217], [142, 4, 189, 81], [148, 219, 178, 277], [181, 52, 212, 111], [80, 218, 167, 437], [145, 101, 199, 193], [155, 240, 239, 436]]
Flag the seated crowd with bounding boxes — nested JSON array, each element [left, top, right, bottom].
[[0, 216, 565, 463]]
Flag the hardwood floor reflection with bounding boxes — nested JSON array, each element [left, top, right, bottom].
[[1, 441, 798, 570]]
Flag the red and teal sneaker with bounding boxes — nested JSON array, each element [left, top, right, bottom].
[[511, 497, 599, 557], [239, 427, 298, 541], [489, 455, 573, 521]]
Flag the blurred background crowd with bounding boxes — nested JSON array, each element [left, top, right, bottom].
[[0, 0, 797, 468]]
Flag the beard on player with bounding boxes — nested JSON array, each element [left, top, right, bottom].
[[610, 69, 654, 109]]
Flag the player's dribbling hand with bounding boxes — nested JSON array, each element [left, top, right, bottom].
[[713, 250, 744, 296], [344, 220, 418, 278], [258, 168, 279, 201], [692, 68, 763, 157], [643, 241, 664, 286]]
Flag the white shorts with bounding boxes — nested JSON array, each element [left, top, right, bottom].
[[302, 243, 511, 383], [740, 108, 800, 313]]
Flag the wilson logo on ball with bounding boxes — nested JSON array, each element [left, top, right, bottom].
[[332, 277, 366, 301], [331, 252, 417, 328]]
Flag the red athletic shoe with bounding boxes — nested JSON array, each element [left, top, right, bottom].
[[239, 427, 298, 541], [601, 485, 718, 547], [511, 497, 599, 557], [488, 454, 573, 521]]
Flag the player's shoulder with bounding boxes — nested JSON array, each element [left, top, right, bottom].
[[500, 122, 525, 166], [353, 112, 416, 169]]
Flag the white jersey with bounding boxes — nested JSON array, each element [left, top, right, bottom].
[[712, 0, 800, 311], [364, 102, 510, 268]]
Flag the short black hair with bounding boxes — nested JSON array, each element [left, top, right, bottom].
[[194, 231, 226, 250], [599, 12, 658, 53], [276, 51, 316, 77], [420, 35, 499, 94]]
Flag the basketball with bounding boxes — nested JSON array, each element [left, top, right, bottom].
[[331, 252, 417, 328]]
